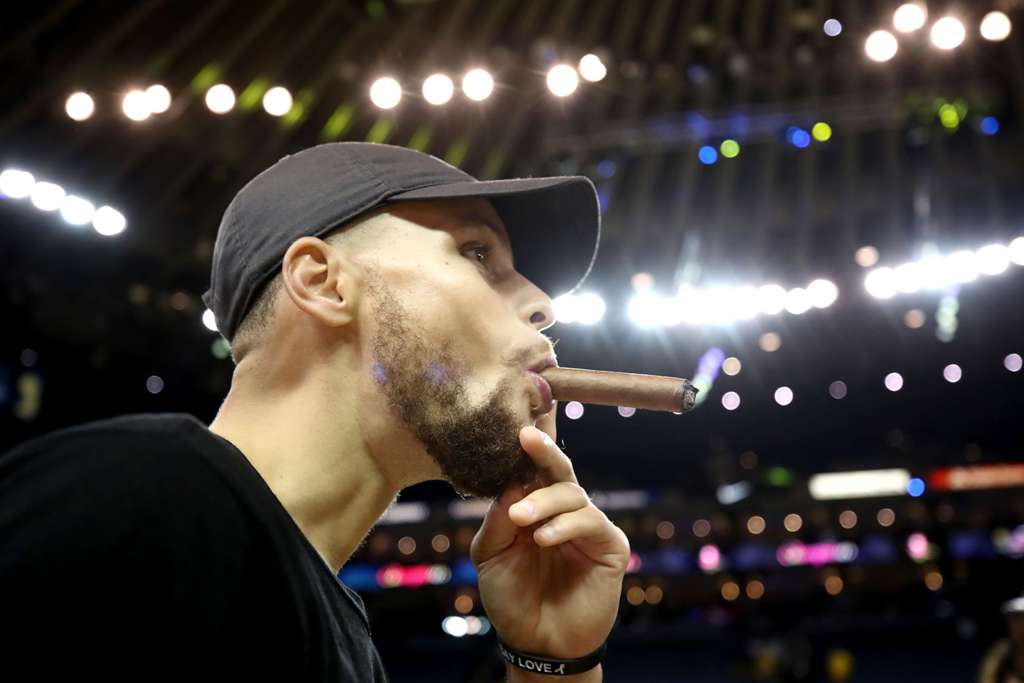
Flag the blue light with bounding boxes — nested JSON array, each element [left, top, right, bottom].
[[698, 145, 718, 164], [907, 477, 926, 498], [596, 159, 617, 178], [980, 116, 1000, 136], [788, 127, 811, 148]]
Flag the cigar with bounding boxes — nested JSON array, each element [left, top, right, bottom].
[[539, 367, 698, 414]]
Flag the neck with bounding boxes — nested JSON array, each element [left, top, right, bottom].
[[208, 354, 403, 574]]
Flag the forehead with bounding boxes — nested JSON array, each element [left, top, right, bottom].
[[385, 197, 512, 252]]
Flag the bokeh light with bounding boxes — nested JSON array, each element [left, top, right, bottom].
[[746, 580, 765, 600], [721, 581, 741, 601], [829, 380, 848, 400], [907, 478, 926, 498], [462, 69, 494, 101], [721, 391, 741, 411], [617, 406, 636, 418], [943, 364, 962, 383], [784, 513, 803, 533], [262, 86, 293, 116], [121, 89, 151, 121], [370, 77, 402, 109], [30, 181, 64, 211], [903, 309, 926, 329], [565, 401, 584, 420], [980, 11, 1012, 42], [823, 19, 842, 37], [931, 17, 966, 50], [825, 575, 844, 595], [202, 308, 218, 332], [865, 30, 899, 62], [720, 139, 740, 158], [1004, 353, 1022, 372], [698, 145, 718, 165], [855, 245, 880, 267], [884, 372, 904, 392], [92, 206, 126, 236], [877, 508, 896, 527], [546, 64, 579, 97], [0, 169, 34, 198], [422, 74, 454, 105], [722, 357, 741, 376], [65, 92, 95, 121], [893, 3, 927, 33], [839, 510, 858, 529], [59, 195, 95, 226], [774, 386, 793, 406], [144, 84, 172, 114], [578, 54, 607, 82], [145, 375, 165, 394], [812, 122, 832, 142], [759, 332, 782, 352], [205, 84, 236, 114], [747, 516, 766, 535]]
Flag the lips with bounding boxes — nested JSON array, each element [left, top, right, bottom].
[[526, 370, 555, 415]]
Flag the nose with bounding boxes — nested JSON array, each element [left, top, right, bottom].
[[520, 277, 556, 331]]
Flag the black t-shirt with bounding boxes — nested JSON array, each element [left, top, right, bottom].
[[0, 412, 388, 682]]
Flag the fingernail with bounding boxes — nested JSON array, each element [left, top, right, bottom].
[[541, 431, 553, 446], [536, 527, 556, 542], [511, 501, 535, 520]]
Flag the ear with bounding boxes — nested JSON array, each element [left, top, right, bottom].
[[280, 236, 360, 330]]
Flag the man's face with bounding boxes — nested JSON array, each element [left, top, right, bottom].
[[356, 197, 557, 499]]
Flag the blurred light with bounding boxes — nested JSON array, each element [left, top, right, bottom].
[[211, 338, 231, 359], [768, 467, 793, 487], [778, 541, 859, 567], [30, 182, 65, 211], [0, 169, 34, 198], [575, 292, 606, 325], [431, 534, 450, 553], [546, 64, 579, 97], [65, 92, 95, 121], [720, 139, 740, 158], [855, 245, 880, 267], [907, 477, 926, 498], [745, 580, 765, 600], [370, 77, 402, 109], [757, 284, 788, 314], [924, 570, 943, 591], [977, 244, 1010, 275], [565, 401, 584, 420], [904, 309, 926, 329], [809, 469, 911, 500], [823, 19, 842, 37], [825, 575, 844, 595], [205, 84, 236, 114], [645, 585, 664, 605], [787, 127, 811, 148], [698, 145, 718, 164], [884, 372, 903, 392], [774, 386, 793, 406], [717, 481, 752, 505], [422, 74, 454, 105], [839, 510, 858, 529], [943, 364, 962, 383], [596, 159, 616, 178], [398, 536, 416, 555], [931, 17, 966, 50], [461, 69, 494, 101], [454, 593, 473, 614], [144, 84, 171, 114], [626, 585, 645, 606], [722, 357, 741, 376], [865, 30, 899, 62], [630, 272, 654, 292], [262, 86, 293, 116], [721, 391, 741, 411], [784, 513, 803, 533], [980, 116, 1000, 135], [948, 250, 979, 283], [122, 89, 151, 121], [442, 616, 468, 637], [865, 267, 898, 299], [906, 532, 929, 560], [759, 332, 781, 352], [202, 308, 218, 332], [92, 206, 126, 236], [894, 262, 922, 293], [698, 544, 721, 572], [829, 380, 848, 399], [145, 375, 164, 394], [807, 279, 838, 308], [938, 104, 960, 129], [578, 54, 607, 82], [877, 507, 896, 527], [721, 581, 740, 601], [747, 515, 766, 535], [692, 518, 711, 538], [655, 521, 675, 540], [1006, 353, 1023, 372], [811, 122, 832, 142], [893, 3, 927, 32], [59, 195, 95, 226], [980, 11, 1012, 42]]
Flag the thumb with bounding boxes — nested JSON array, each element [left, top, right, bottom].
[[469, 484, 528, 566]]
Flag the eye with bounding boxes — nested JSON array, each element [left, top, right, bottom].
[[464, 243, 493, 267]]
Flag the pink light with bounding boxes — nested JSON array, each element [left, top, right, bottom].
[[626, 552, 642, 573], [777, 541, 859, 567], [906, 532, 929, 560], [698, 544, 721, 572]]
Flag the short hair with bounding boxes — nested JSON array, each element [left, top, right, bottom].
[[228, 209, 385, 364]]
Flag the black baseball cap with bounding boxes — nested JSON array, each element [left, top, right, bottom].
[[201, 142, 601, 342]]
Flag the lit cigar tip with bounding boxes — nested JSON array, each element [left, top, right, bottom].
[[680, 380, 699, 412]]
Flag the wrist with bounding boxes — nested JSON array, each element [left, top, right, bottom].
[[506, 663, 602, 683]]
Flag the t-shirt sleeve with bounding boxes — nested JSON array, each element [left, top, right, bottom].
[[0, 426, 299, 680]]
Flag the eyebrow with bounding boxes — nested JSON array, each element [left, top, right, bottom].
[[452, 213, 513, 259]]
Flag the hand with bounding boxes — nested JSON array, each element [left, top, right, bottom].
[[470, 405, 630, 661]]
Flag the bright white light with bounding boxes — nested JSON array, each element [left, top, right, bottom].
[[865, 30, 899, 62], [980, 11, 1012, 42], [774, 386, 793, 406], [675, 286, 710, 324], [92, 206, 126, 236], [1009, 237, 1024, 265], [722, 286, 760, 320], [976, 244, 1010, 275], [916, 255, 951, 290], [809, 468, 911, 500], [948, 250, 979, 283], [202, 308, 218, 332], [0, 169, 35, 198], [807, 279, 838, 308], [722, 391, 741, 411], [565, 401, 584, 420], [855, 245, 880, 267], [1005, 353, 1023, 373], [627, 292, 663, 328], [553, 294, 579, 324], [59, 195, 95, 226], [30, 181, 65, 211], [894, 262, 923, 294], [546, 64, 579, 97], [205, 84, 236, 114], [823, 19, 842, 37], [617, 406, 636, 418], [893, 3, 927, 33], [65, 92, 95, 121], [784, 287, 812, 315], [864, 267, 898, 299], [757, 284, 788, 314], [144, 84, 171, 114], [931, 17, 966, 50], [122, 89, 151, 121], [943, 364, 962, 383], [462, 69, 494, 101], [370, 77, 402, 109], [422, 74, 454, 105], [262, 86, 293, 116], [884, 372, 904, 392], [578, 54, 607, 82], [442, 616, 468, 637], [574, 292, 606, 325]]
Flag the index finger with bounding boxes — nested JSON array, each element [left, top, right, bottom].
[[519, 425, 578, 486]]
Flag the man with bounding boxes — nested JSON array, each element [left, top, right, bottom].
[[979, 595, 1024, 683], [0, 143, 629, 681]]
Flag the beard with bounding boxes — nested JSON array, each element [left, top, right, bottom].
[[366, 278, 537, 499]]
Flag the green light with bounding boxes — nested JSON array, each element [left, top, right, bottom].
[[238, 78, 270, 111], [767, 467, 793, 487], [211, 338, 231, 360], [720, 139, 740, 158], [938, 104, 960, 129], [480, 149, 507, 180], [366, 0, 386, 18], [280, 89, 313, 128], [445, 138, 469, 168], [407, 125, 432, 152], [321, 103, 355, 141], [691, 377, 711, 405], [365, 118, 393, 143], [190, 64, 221, 94], [812, 122, 832, 142]]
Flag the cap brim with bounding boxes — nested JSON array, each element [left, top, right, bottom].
[[388, 176, 600, 298]]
